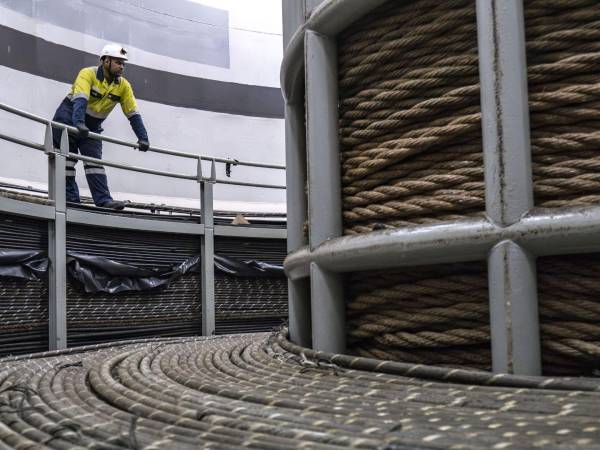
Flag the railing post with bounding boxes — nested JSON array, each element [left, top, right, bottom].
[[46, 124, 67, 350], [200, 158, 215, 336]]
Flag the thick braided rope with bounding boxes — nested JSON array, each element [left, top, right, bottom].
[[338, 0, 484, 235], [339, 0, 600, 375], [0, 333, 599, 449]]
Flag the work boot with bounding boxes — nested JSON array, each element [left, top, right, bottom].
[[101, 200, 125, 210]]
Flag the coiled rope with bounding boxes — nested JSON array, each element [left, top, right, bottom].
[[338, 0, 600, 375], [0, 332, 599, 449]]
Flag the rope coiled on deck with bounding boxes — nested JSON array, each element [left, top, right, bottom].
[[0, 332, 599, 449]]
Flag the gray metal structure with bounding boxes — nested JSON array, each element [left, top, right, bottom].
[[0, 101, 286, 351], [281, 0, 592, 375]]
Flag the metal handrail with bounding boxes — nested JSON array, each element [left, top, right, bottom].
[[70, 153, 196, 181], [0, 131, 44, 152], [0, 101, 286, 170], [0, 101, 286, 189], [0, 100, 288, 351]]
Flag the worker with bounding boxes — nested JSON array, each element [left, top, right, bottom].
[[51, 43, 150, 210]]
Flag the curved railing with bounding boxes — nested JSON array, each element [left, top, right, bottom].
[[0, 100, 287, 351], [0, 102, 286, 190]]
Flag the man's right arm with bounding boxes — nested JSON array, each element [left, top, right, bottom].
[[71, 68, 93, 138]]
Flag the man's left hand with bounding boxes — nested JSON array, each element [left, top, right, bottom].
[[138, 140, 150, 152]]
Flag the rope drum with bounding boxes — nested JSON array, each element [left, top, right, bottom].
[[338, 0, 600, 375]]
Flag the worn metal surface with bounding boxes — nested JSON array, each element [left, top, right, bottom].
[[286, 220, 497, 279], [477, 0, 539, 374], [285, 205, 600, 279], [488, 240, 541, 374], [477, 0, 533, 226]]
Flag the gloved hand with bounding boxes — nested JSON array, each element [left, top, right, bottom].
[[75, 123, 89, 139], [138, 140, 150, 152]]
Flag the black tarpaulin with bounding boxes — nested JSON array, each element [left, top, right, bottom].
[[0, 248, 284, 293], [0, 249, 48, 281], [67, 252, 201, 294], [67, 254, 284, 293], [214, 255, 284, 278]]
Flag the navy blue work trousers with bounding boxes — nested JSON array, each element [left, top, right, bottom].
[[52, 103, 113, 206]]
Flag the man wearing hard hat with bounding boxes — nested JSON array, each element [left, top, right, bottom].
[[51, 44, 150, 210]]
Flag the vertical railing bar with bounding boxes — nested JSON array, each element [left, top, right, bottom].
[[200, 159, 215, 336], [305, 30, 345, 354], [477, 0, 541, 375], [47, 125, 67, 350]]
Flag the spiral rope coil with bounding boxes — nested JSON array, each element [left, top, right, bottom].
[[338, 0, 600, 375], [0, 332, 598, 449]]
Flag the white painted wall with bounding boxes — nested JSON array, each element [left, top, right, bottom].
[[0, 0, 286, 213]]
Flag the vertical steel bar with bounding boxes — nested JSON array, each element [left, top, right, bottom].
[[282, 0, 306, 48], [47, 125, 67, 350], [282, 0, 312, 346], [200, 159, 216, 336], [310, 263, 344, 353], [477, 0, 540, 374], [477, 0, 533, 226], [305, 30, 345, 353], [488, 241, 541, 374], [285, 101, 311, 346]]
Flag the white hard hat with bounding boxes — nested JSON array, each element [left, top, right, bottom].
[[100, 43, 128, 60]]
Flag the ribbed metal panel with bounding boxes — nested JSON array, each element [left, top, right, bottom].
[[215, 317, 285, 335], [214, 237, 288, 334], [66, 225, 202, 346], [0, 213, 47, 250], [0, 218, 288, 355], [0, 214, 48, 356], [215, 274, 288, 319], [66, 224, 201, 268], [215, 237, 287, 265]]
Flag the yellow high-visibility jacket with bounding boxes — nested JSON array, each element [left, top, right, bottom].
[[67, 66, 140, 121]]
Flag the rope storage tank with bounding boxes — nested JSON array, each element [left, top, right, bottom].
[[2, 1, 600, 448], [282, 0, 600, 377]]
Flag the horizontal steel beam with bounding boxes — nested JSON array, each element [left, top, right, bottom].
[[0, 197, 287, 238], [285, 206, 600, 279], [66, 209, 206, 234], [214, 225, 286, 239], [0, 196, 55, 220]]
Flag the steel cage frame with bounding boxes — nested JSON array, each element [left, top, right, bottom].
[[281, 0, 598, 375]]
